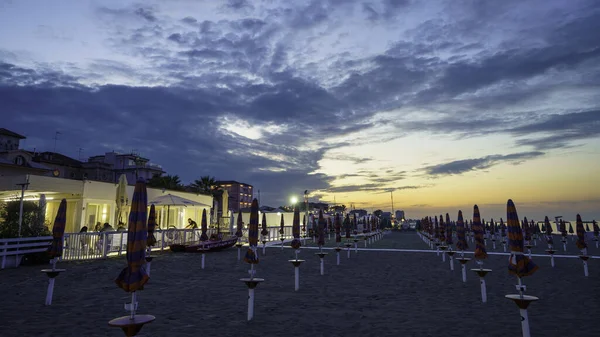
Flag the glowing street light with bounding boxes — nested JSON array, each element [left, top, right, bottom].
[[290, 196, 298, 204]]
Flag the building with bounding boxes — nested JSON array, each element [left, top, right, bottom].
[[395, 210, 405, 221], [0, 128, 52, 177], [349, 209, 368, 217], [88, 151, 164, 183], [0, 174, 212, 233], [215, 180, 253, 212]]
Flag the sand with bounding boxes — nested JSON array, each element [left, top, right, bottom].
[[0, 231, 598, 337]]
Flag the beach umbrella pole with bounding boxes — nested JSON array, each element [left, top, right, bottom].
[[41, 258, 65, 306], [236, 243, 243, 261], [315, 249, 328, 275], [289, 259, 304, 291], [335, 247, 341, 265], [579, 255, 589, 277], [262, 241, 266, 255], [506, 280, 538, 337], [471, 262, 491, 303], [446, 251, 455, 271]]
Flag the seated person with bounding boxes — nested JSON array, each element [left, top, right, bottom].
[[116, 222, 126, 231], [186, 218, 198, 229]]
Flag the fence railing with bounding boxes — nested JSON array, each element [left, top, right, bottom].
[[1, 226, 301, 267]]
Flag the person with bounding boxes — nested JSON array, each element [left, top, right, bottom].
[[186, 218, 198, 229], [79, 226, 88, 233], [101, 222, 114, 232], [116, 222, 126, 231], [94, 222, 102, 232]]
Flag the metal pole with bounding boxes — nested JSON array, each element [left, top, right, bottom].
[[17, 176, 30, 238]]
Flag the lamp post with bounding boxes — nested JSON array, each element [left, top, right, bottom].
[[303, 190, 308, 238]]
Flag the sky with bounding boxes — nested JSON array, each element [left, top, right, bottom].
[[1, 0, 599, 221]]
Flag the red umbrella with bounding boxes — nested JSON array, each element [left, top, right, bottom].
[[472, 205, 487, 261], [47, 199, 67, 262]]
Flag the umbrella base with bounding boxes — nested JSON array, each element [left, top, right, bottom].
[[109, 314, 155, 337], [41, 269, 66, 278], [505, 294, 538, 309], [315, 252, 328, 258], [289, 259, 305, 267], [456, 258, 471, 265], [471, 268, 492, 278], [240, 277, 265, 289]]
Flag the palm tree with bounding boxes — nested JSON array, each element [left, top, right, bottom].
[[147, 174, 184, 191], [190, 176, 220, 196]]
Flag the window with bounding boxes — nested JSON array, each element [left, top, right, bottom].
[[14, 156, 25, 166]]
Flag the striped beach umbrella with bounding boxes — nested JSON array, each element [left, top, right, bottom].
[[344, 214, 351, 239], [302, 214, 306, 234], [279, 213, 285, 236], [507, 199, 539, 278], [335, 213, 342, 243], [593, 220, 599, 238], [291, 205, 301, 249], [568, 222, 574, 235], [575, 214, 587, 250], [200, 209, 208, 241], [439, 215, 446, 244], [472, 205, 487, 260], [317, 209, 325, 246], [47, 198, 67, 259], [544, 216, 553, 246], [115, 179, 149, 292], [353, 214, 357, 234], [523, 217, 532, 242], [559, 220, 567, 237], [147, 204, 157, 247], [500, 218, 506, 238], [585, 223, 591, 232], [327, 217, 332, 233], [244, 199, 259, 264], [261, 212, 268, 237], [445, 213, 453, 245], [235, 210, 243, 238], [489, 219, 495, 236], [456, 210, 468, 251]]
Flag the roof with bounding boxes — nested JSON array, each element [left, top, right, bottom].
[[215, 180, 253, 187], [0, 157, 51, 171], [0, 128, 26, 139], [34, 152, 82, 168]]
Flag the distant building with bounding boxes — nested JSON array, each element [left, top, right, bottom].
[[349, 209, 368, 217], [0, 128, 52, 177], [88, 151, 164, 184], [395, 210, 405, 221], [215, 180, 253, 212]]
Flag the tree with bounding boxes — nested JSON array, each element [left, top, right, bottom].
[[0, 201, 50, 238], [147, 174, 185, 191], [189, 176, 221, 195]]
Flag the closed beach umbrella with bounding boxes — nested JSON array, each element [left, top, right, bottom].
[[445, 213, 453, 245], [291, 205, 301, 249], [593, 220, 599, 238], [439, 215, 446, 244], [236, 210, 243, 238], [335, 213, 342, 243], [244, 199, 259, 264], [344, 214, 351, 239], [523, 217, 532, 242], [200, 209, 208, 241], [472, 205, 487, 260], [115, 179, 149, 292], [327, 217, 332, 233], [568, 223, 574, 235], [544, 217, 554, 245], [47, 199, 67, 259], [500, 218, 506, 238], [489, 219, 495, 236], [317, 209, 325, 246], [560, 220, 567, 237], [434, 216, 439, 241], [544, 216, 553, 246], [279, 213, 285, 236], [147, 204, 157, 247], [116, 174, 128, 223], [585, 223, 590, 232], [507, 199, 538, 278], [230, 211, 235, 235], [302, 214, 306, 234], [261, 213, 268, 237], [575, 214, 587, 250], [456, 210, 468, 251]]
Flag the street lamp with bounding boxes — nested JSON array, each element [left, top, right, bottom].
[[290, 196, 298, 205]]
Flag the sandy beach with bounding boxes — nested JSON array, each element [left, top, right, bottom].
[[0, 231, 598, 337]]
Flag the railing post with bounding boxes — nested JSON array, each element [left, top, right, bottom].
[[161, 230, 165, 251], [1, 241, 7, 269]]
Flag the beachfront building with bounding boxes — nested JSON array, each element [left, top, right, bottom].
[[88, 151, 164, 184], [0, 174, 212, 233], [395, 210, 405, 221], [0, 128, 53, 177], [215, 180, 253, 212]]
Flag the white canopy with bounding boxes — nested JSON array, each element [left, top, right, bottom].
[[149, 194, 210, 207]]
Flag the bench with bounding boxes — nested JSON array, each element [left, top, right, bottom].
[[1, 236, 52, 269]]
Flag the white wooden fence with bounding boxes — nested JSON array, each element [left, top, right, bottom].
[[1, 225, 298, 268]]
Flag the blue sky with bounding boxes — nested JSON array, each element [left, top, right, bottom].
[[1, 0, 599, 220]]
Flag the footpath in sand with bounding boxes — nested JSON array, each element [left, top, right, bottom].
[[0, 232, 598, 337]]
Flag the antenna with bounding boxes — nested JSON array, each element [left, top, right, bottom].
[[53, 131, 61, 152], [78, 148, 85, 161]]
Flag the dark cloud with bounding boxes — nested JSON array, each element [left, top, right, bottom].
[[423, 152, 545, 176], [2, 0, 600, 207]]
